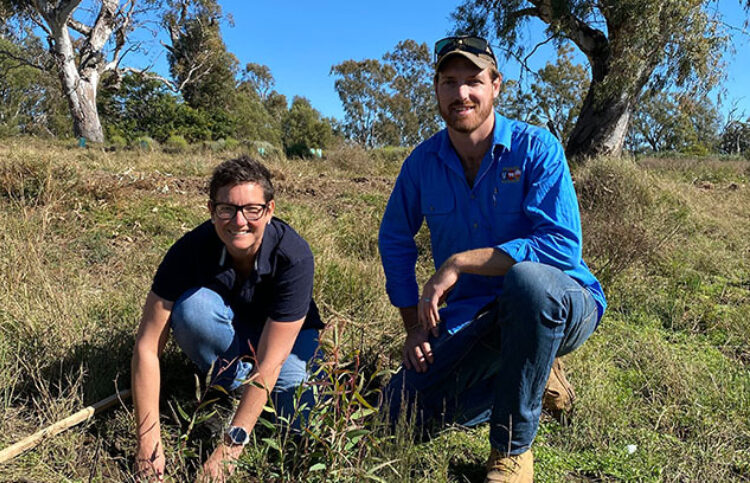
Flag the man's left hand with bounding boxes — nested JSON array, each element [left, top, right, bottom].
[[197, 443, 244, 482], [419, 260, 459, 336]]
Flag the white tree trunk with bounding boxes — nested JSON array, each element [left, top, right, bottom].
[[35, 0, 118, 143]]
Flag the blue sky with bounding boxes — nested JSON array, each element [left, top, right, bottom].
[[134, 0, 749, 121]]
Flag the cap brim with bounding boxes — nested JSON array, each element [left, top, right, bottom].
[[436, 51, 495, 72]]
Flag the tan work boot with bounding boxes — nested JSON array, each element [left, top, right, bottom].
[[542, 357, 575, 421], [485, 448, 533, 482]]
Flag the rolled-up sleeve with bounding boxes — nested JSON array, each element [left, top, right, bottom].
[[496, 138, 582, 271], [378, 158, 423, 308]]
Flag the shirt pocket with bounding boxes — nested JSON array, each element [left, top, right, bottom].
[[421, 190, 455, 218], [488, 181, 528, 243], [491, 178, 524, 214], [421, 190, 459, 257]]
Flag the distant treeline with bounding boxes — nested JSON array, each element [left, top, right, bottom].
[[1, 0, 749, 158]]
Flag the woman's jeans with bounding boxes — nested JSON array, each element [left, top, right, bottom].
[[384, 262, 600, 455], [170, 287, 319, 425]]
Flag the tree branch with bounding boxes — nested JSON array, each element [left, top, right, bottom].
[[87, 0, 118, 52], [119, 67, 179, 92], [528, 0, 608, 59], [522, 35, 556, 70], [0, 49, 45, 71], [67, 18, 91, 36], [35, 0, 82, 29], [105, 0, 137, 73], [507, 6, 540, 22]]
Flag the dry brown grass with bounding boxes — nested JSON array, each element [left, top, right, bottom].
[[0, 139, 748, 481]]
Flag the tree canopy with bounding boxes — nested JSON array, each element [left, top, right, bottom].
[[452, 0, 742, 160], [331, 40, 441, 148]]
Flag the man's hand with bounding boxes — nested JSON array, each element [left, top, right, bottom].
[[419, 260, 460, 336], [135, 439, 165, 482], [402, 327, 434, 373], [197, 442, 243, 482]]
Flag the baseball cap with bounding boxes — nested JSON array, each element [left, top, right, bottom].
[[434, 36, 497, 71]]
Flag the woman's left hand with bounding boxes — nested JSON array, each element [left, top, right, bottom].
[[197, 443, 244, 482]]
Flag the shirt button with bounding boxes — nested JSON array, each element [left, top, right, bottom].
[[470, 194, 476, 200], [473, 222, 478, 229], [430, 206, 434, 211]]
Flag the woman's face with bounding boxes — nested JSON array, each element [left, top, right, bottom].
[[209, 182, 275, 261]]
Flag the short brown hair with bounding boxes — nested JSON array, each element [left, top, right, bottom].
[[209, 155, 274, 203]]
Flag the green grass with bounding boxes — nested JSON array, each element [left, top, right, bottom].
[[0, 139, 748, 481]]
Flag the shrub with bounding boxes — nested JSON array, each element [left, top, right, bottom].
[[201, 139, 224, 152], [223, 137, 240, 151], [131, 136, 157, 151], [575, 156, 675, 287], [244, 140, 283, 159], [164, 134, 189, 153], [371, 146, 412, 164], [107, 135, 127, 149]]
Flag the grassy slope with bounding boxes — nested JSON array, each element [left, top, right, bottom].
[[0, 140, 748, 482]]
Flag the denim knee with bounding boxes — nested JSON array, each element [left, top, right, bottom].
[[171, 287, 235, 373], [172, 287, 232, 329], [502, 262, 550, 303], [500, 262, 566, 327]]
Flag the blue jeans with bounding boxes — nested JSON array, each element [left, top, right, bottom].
[[170, 287, 319, 424], [385, 262, 600, 454]]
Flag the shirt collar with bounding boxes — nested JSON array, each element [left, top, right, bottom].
[[437, 111, 513, 165], [254, 217, 277, 276], [492, 112, 513, 155], [216, 217, 278, 277]]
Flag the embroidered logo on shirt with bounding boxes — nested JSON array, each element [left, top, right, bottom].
[[501, 166, 522, 183]]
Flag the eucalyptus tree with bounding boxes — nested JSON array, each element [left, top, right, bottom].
[[629, 90, 721, 153], [331, 40, 441, 148], [0, 0, 164, 142], [452, 0, 743, 160], [383, 39, 442, 146], [331, 58, 394, 148], [529, 44, 589, 144], [163, 0, 238, 112]]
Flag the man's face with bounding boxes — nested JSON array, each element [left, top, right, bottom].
[[435, 56, 501, 134], [209, 181, 275, 260]]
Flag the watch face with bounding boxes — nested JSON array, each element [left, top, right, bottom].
[[227, 426, 249, 445]]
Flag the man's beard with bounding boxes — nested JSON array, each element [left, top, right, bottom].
[[439, 99, 494, 133]]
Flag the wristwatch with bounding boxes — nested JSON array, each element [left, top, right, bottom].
[[224, 425, 250, 446]]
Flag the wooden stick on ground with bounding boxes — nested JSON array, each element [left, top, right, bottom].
[[0, 388, 132, 464]]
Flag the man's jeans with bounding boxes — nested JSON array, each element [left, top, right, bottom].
[[385, 262, 600, 455], [170, 287, 319, 424]]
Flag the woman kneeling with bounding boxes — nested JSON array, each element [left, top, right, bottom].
[[131, 155, 323, 481]]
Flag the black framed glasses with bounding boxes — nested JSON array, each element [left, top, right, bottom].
[[434, 36, 496, 65], [212, 202, 268, 221]]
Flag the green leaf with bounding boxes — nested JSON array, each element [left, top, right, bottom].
[[350, 407, 377, 420], [258, 416, 275, 429], [175, 402, 189, 421], [262, 437, 281, 451], [194, 409, 218, 425], [262, 404, 276, 414], [194, 373, 202, 401], [354, 391, 375, 409], [309, 462, 327, 472]]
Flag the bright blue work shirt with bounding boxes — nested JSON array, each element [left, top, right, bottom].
[[378, 112, 606, 334]]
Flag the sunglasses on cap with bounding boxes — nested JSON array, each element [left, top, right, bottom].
[[434, 36, 497, 66]]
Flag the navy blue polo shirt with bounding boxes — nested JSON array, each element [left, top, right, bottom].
[[151, 217, 323, 331]]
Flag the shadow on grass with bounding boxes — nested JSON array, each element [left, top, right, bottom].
[[9, 327, 215, 479], [449, 460, 487, 483]]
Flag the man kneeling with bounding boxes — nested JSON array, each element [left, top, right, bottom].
[[378, 36, 606, 482]]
